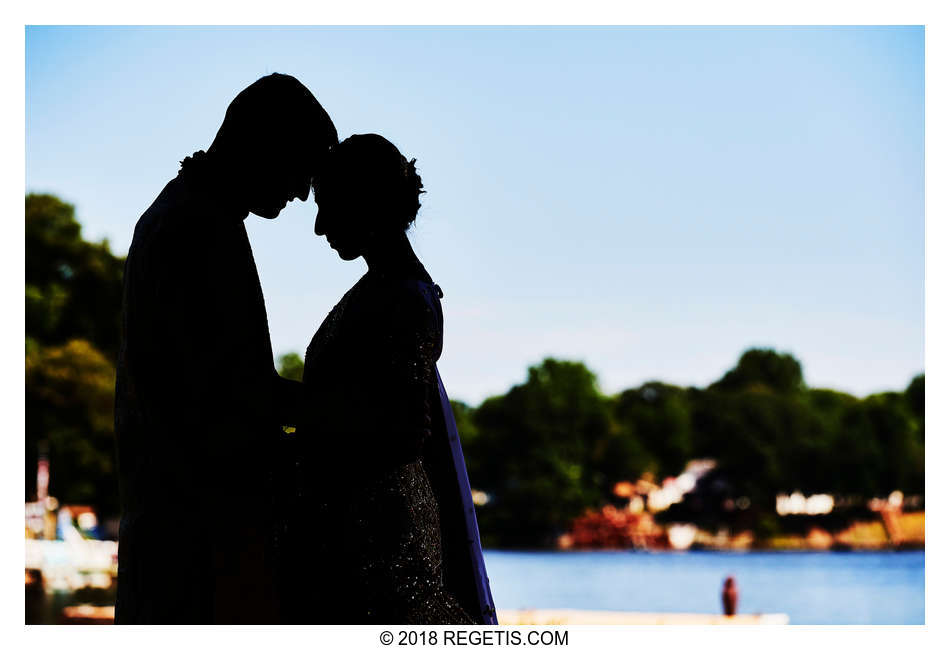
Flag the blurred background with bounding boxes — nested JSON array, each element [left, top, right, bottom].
[[25, 26, 923, 624]]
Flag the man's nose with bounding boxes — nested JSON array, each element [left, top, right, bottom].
[[314, 211, 325, 235]]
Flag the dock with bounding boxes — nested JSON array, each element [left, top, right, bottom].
[[49, 604, 790, 625], [498, 609, 789, 625]]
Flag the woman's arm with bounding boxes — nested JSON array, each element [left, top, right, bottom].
[[373, 286, 441, 467]]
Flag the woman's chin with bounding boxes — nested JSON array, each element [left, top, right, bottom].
[[335, 247, 361, 261], [324, 236, 361, 260]]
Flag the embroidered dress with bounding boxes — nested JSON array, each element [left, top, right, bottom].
[[286, 261, 495, 624]]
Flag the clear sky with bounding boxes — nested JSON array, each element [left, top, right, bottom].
[[25, 26, 924, 405]]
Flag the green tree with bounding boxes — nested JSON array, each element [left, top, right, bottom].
[[710, 348, 805, 394], [802, 388, 860, 493], [906, 373, 924, 440], [26, 194, 125, 359], [26, 340, 119, 515], [276, 351, 304, 382], [840, 392, 923, 495], [466, 358, 611, 547], [450, 400, 483, 477], [692, 389, 794, 504], [25, 193, 125, 520], [610, 382, 693, 480]]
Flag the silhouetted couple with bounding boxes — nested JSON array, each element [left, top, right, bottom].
[[114, 73, 496, 625]]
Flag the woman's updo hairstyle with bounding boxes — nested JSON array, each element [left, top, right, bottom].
[[315, 133, 425, 232]]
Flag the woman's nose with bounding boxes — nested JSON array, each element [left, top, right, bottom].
[[314, 211, 325, 235]]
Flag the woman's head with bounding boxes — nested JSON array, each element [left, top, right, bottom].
[[313, 134, 424, 260]]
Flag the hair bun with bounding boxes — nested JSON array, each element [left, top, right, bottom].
[[314, 134, 425, 232]]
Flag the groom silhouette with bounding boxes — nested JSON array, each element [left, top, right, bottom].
[[114, 74, 337, 623]]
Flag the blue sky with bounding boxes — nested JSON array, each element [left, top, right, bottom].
[[25, 26, 924, 404]]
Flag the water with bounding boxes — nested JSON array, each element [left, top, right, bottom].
[[483, 550, 924, 624]]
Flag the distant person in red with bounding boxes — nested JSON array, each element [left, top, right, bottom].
[[722, 576, 739, 616], [113, 74, 337, 623]]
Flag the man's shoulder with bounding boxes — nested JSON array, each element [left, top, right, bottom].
[[130, 176, 207, 253]]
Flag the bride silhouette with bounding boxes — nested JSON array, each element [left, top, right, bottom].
[[281, 134, 496, 624]]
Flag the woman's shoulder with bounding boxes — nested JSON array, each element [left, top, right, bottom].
[[381, 274, 443, 326], [366, 261, 437, 306]]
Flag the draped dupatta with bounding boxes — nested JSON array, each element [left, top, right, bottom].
[[419, 283, 498, 625]]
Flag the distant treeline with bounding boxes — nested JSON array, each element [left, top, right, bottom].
[[26, 193, 924, 550], [445, 354, 923, 547]]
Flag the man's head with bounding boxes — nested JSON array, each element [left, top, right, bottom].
[[208, 73, 338, 218]]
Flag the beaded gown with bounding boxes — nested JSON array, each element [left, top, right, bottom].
[[285, 256, 494, 624]]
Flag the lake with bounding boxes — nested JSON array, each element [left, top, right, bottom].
[[482, 549, 924, 624]]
